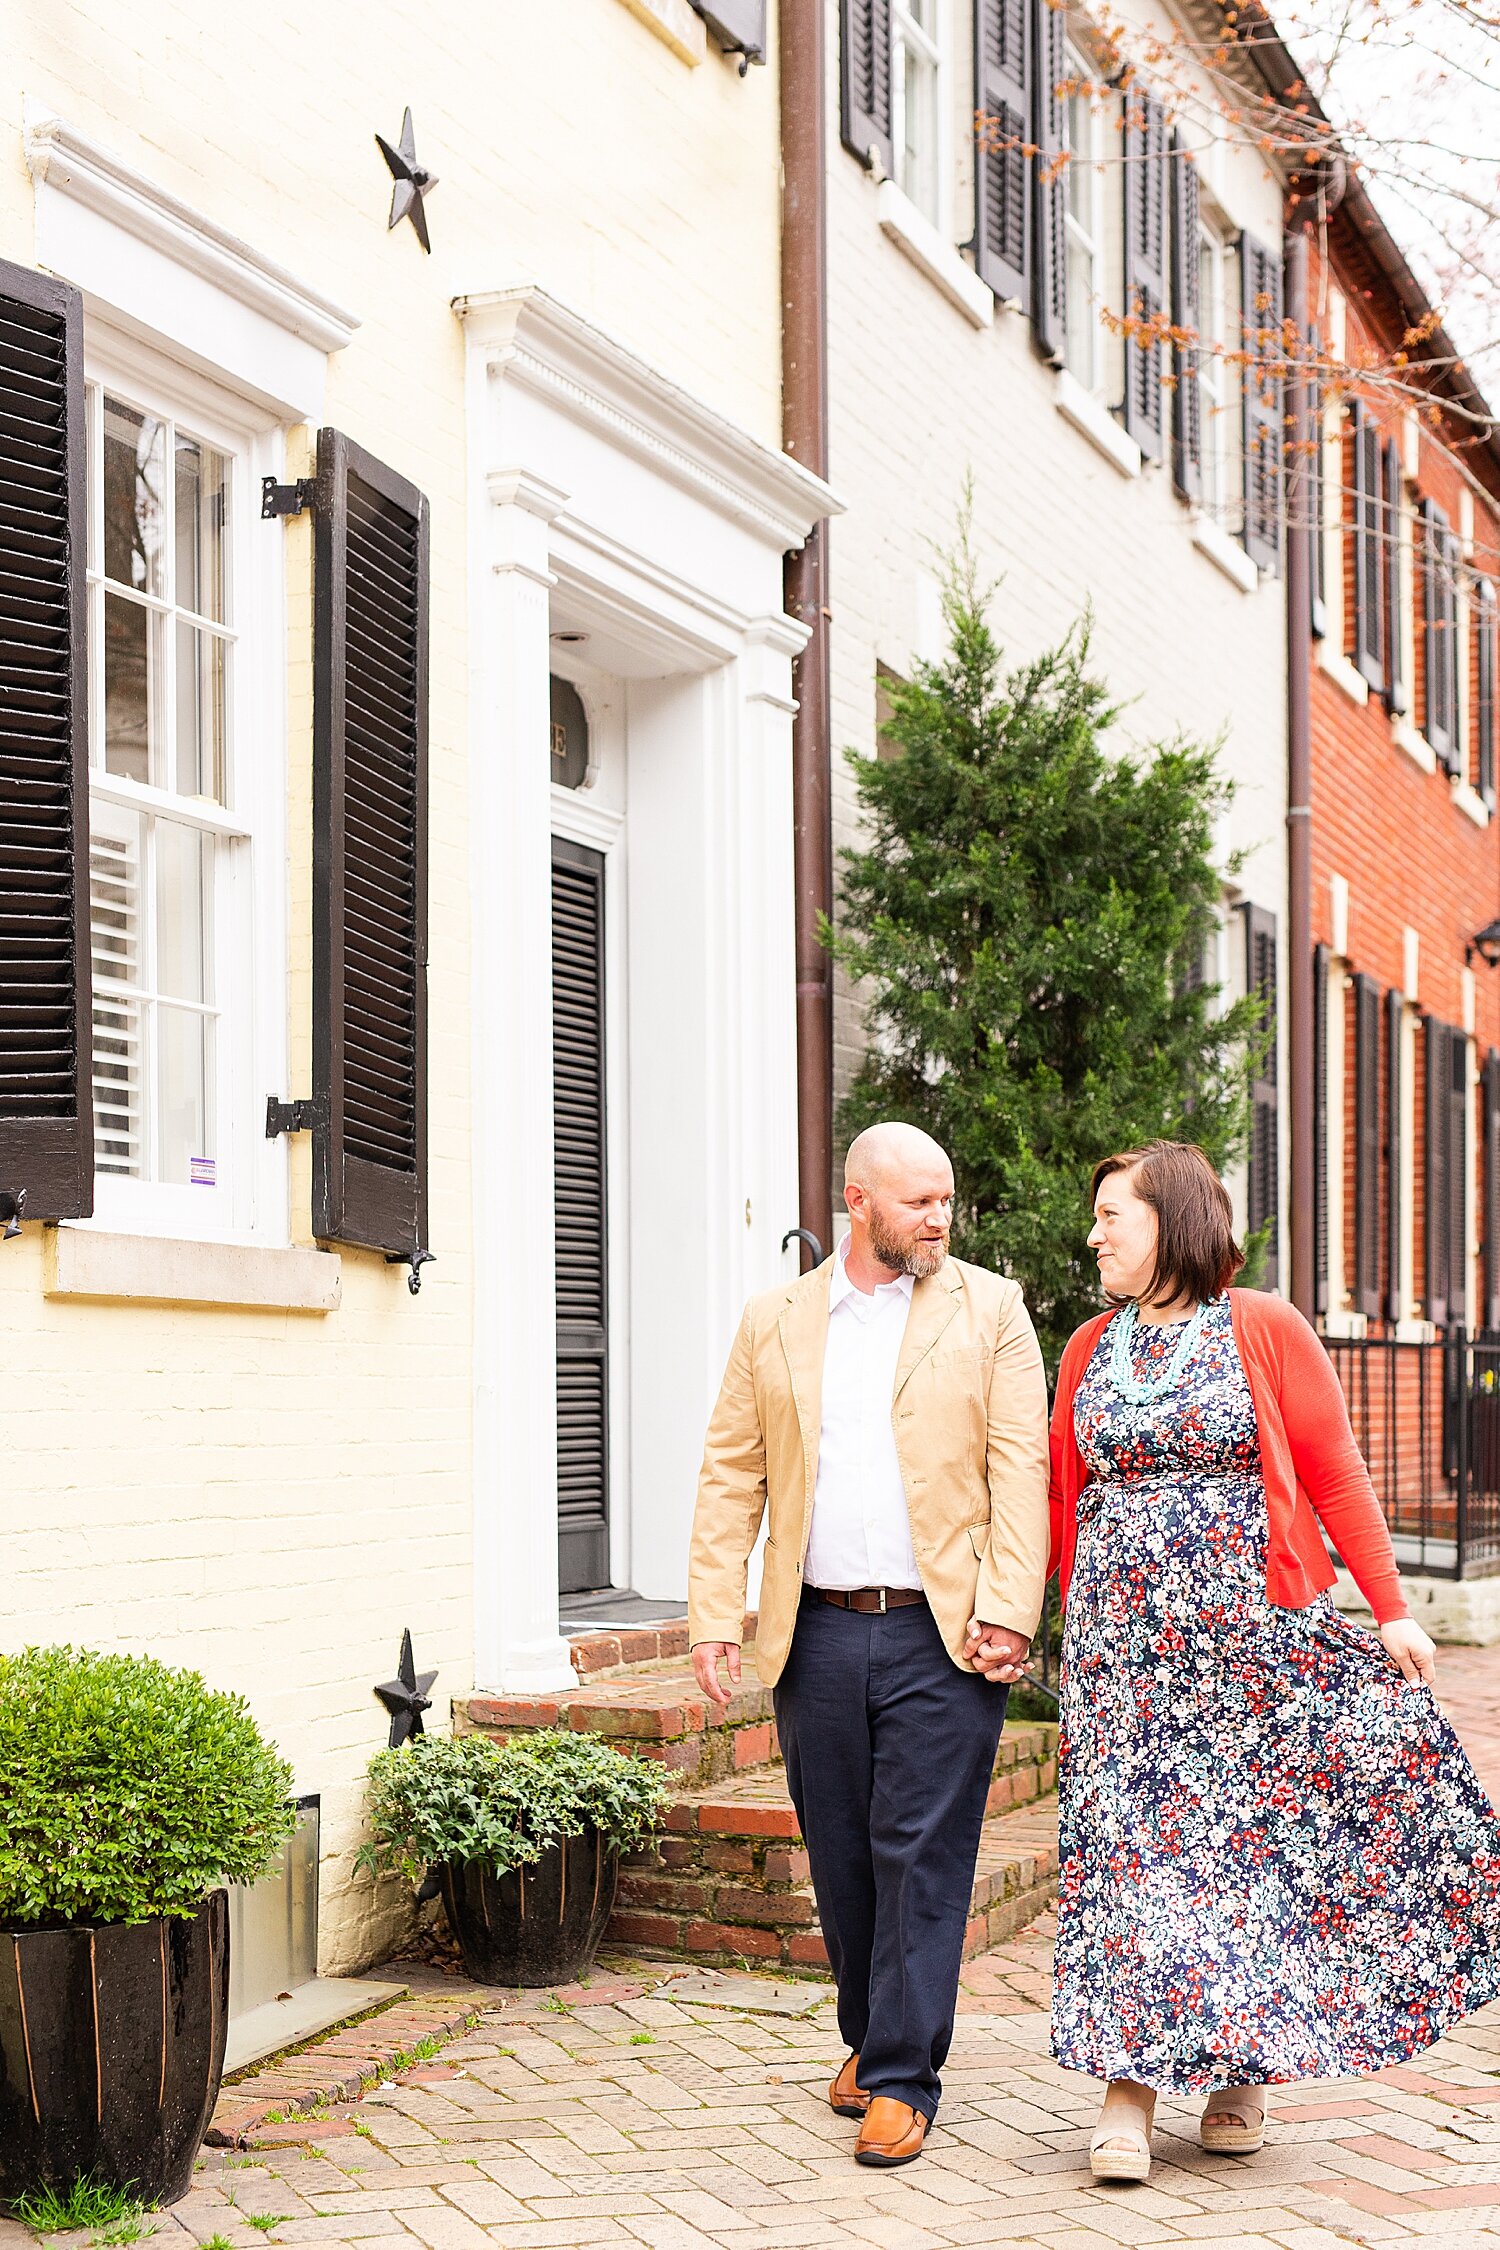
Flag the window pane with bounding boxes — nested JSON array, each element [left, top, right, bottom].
[[158, 1005, 212, 1184], [1066, 242, 1095, 387], [89, 807, 144, 1179], [102, 399, 165, 596], [1067, 96, 1091, 224], [103, 592, 160, 784], [175, 622, 227, 800], [155, 819, 211, 1004], [175, 436, 228, 622], [900, 43, 939, 221]]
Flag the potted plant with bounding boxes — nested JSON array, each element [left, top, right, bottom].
[[0, 1646, 296, 2209], [360, 1728, 670, 1985]]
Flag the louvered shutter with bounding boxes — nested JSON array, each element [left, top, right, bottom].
[[1121, 89, 1167, 461], [0, 260, 91, 1218], [1240, 234, 1284, 574], [1426, 1017, 1450, 1327], [1353, 972, 1381, 1317], [1384, 440, 1407, 716], [1029, 0, 1067, 362], [312, 428, 429, 1267], [1308, 331, 1326, 638], [1448, 1026, 1470, 1330], [552, 837, 610, 1594], [1476, 576, 1497, 807], [1351, 401, 1384, 691], [1422, 497, 1457, 769], [689, 0, 767, 64], [973, 0, 1031, 304], [841, 0, 894, 173], [1169, 138, 1202, 504], [1313, 942, 1329, 1317], [1486, 1047, 1500, 1333], [1243, 902, 1279, 1289], [1386, 985, 1404, 1323]]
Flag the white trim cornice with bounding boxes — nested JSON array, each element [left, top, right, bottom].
[[24, 102, 359, 356], [454, 284, 842, 550]]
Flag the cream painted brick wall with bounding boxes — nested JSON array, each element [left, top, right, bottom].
[[824, 0, 1288, 1242], [0, 0, 782, 1970]]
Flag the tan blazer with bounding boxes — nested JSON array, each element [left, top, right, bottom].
[[688, 1254, 1051, 1688]]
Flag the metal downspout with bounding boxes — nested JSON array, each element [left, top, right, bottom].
[[1285, 225, 1315, 1317]]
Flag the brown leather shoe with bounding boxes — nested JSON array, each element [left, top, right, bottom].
[[854, 2097, 928, 2166], [829, 2052, 870, 2117]]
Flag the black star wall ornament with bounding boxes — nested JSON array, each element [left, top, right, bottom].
[[375, 1628, 437, 1748], [375, 109, 438, 254]]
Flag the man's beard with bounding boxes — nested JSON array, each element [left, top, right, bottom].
[[868, 1209, 949, 1279]]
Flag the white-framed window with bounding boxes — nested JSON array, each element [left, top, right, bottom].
[[1063, 51, 1106, 393], [1196, 217, 1240, 527], [893, 0, 944, 224], [82, 331, 287, 1243]]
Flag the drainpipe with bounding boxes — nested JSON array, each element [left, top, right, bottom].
[[780, 0, 834, 1262], [1285, 223, 1315, 1319]]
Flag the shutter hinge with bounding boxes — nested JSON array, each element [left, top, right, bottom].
[[386, 1247, 436, 1296], [265, 1094, 325, 1138], [261, 476, 316, 520]]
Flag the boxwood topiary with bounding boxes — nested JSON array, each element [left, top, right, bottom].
[[0, 1646, 297, 1927], [359, 1728, 672, 1889]]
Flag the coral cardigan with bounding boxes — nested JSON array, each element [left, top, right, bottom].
[[1048, 1288, 1408, 1625]]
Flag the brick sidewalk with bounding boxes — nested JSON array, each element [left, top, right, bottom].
[[7, 1639, 1500, 2250]]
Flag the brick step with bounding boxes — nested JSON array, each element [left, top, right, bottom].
[[607, 1764, 1061, 1975]]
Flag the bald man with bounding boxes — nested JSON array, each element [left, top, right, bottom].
[[688, 1123, 1050, 2167]]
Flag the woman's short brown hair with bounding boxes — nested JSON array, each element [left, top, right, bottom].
[[1091, 1140, 1244, 1306]]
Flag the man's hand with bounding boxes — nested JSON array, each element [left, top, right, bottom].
[[962, 1617, 1030, 1684], [1379, 1616, 1437, 1687], [691, 1640, 742, 1711]]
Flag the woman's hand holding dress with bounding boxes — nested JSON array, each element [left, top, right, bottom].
[[1379, 1616, 1438, 1686]]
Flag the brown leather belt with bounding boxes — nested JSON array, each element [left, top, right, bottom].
[[806, 1586, 926, 1614]]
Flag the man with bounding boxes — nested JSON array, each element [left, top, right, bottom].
[[689, 1122, 1050, 2167]]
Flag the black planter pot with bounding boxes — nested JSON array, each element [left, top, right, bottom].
[[439, 1831, 618, 1985], [0, 1892, 230, 2209]]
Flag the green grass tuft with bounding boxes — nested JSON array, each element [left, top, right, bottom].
[[11, 2180, 147, 2236], [629, 2031, 654, 2046], [244, 2216, 291, 2234]]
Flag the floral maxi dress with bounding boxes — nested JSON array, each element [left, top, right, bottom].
[[1051, 1297, 1500, 2093]]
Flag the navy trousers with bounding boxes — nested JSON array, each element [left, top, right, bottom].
[[773, 1591, 1008, 2121]]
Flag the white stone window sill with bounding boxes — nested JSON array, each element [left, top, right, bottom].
[[1322, 1308, 1368, 1340], [1053, 370, 1141, 479], [1317, 642, 1370, 710], [47, 1227, 341, 1312], [875, 182, 993, 329], [1391, 715, 1437, 774], [616, 0, 705, 63], [1191, 514, 1258, 593], [1454, 778, 1492, 828], [1394, 1317, 1437, 1344]]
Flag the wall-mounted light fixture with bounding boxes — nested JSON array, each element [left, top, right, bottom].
[[0, 1188, 26, 1241], [1467, 918, 1500, 969]]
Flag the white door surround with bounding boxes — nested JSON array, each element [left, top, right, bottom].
[[456, 287, 838, 1693]]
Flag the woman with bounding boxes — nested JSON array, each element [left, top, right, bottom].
[[1046, 1141, 1500, 2183]]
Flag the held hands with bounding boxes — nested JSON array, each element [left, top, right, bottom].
[[1379, 1616, 1437, 1687], [963, 1617, 1031, 1685], [691, 1640, 741, 1711]]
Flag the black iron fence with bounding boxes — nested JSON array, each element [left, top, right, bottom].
[[1325, 1328, 1500, 1579]]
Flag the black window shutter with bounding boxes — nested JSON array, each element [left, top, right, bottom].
[[1476, 576, 1497, 807], [1486, 1046, 1500, 1333], [1351, 402, 1384, 692], [1422, 497, 1457, 769], [1169, 138, 1202, 504], [552, 836, 610, 1594], [1240, 234, 1284, 574], [1449, 1024, 1470, 1329], [840, 0, 894, 172], [1121, 89, 1167, 461], [1313, 942, 1329, 1317], [312, 427, 430, 1269], [0, 259, 92, 1219], [1386, 984, 1404, 1324], [973, 0, 1032, 304], [1353, 972, 1381, 1317], [1308, 331, 1326, 638], [689, 0, 767, 65], [1029, 0, 1067, 363], [1243, 902, 1279, 1289], [1384, 439, 1407, 716], [1426, 1017, 1450, 1327]]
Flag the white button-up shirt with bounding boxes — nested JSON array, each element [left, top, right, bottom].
[[802, 1241, 921, 1591]]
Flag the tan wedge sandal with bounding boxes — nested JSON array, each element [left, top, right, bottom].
[[1200, 2084, 1267, 2154], [1089, 2082, 1157, 2183]]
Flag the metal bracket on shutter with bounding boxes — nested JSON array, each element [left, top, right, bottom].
[[265, 1094, 326, 1137], [261, 477, 316, 520], [385, 1247, 435, 1295]]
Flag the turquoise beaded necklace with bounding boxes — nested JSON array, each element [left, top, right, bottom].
[[1106, 1296, 1214, 1404]]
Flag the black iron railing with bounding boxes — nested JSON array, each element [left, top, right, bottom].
[[1325, 1328, 1500, 1580]]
